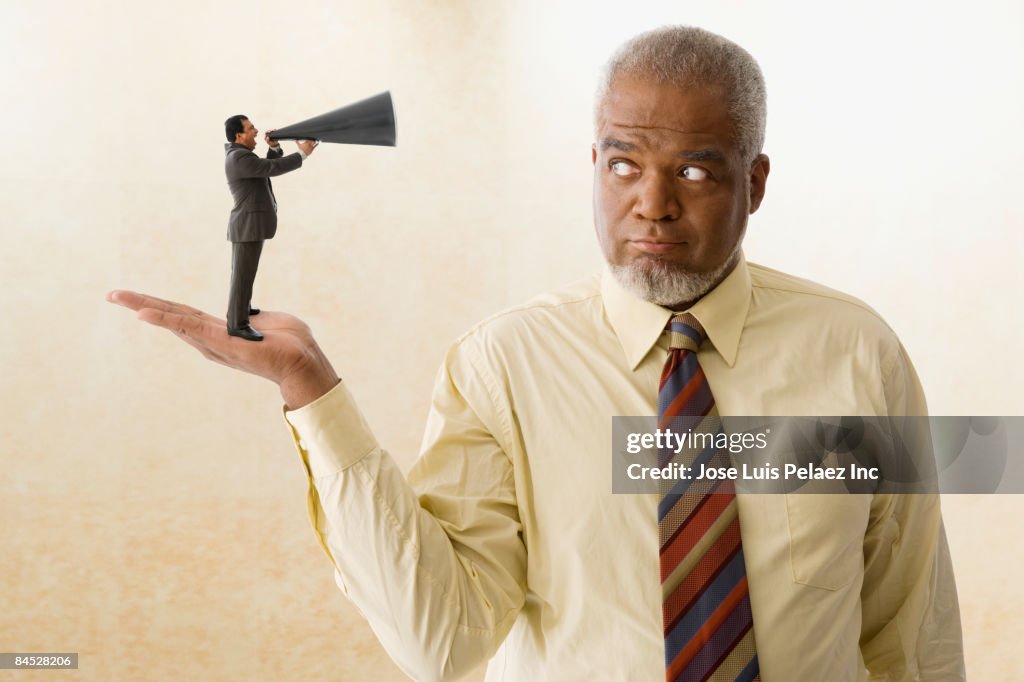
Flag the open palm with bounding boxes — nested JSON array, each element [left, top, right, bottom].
[[107, 290, 339, 408]]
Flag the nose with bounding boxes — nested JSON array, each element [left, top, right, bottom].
[[633, 172, 681, 222]]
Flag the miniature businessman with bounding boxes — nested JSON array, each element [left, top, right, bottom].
[[223, 115, 317, 341]]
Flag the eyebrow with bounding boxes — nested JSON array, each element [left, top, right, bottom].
[[678, 148, 726, 162], [599, 137, 726, 163], [600, 138, 638, 152]]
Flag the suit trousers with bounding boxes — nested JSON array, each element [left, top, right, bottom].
[[227, 240, 264, 329]]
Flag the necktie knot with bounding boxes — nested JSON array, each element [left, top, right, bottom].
[[665, 313, 706, 353]]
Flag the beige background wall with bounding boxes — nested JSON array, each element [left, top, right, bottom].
[[2, 1, 1021, 680]]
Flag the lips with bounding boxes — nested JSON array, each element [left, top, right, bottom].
[[630, 239, 685, 254]]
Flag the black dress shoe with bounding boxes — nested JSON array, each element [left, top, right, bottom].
[[249, 307, 260, 316], [227, 324, 264, 342]]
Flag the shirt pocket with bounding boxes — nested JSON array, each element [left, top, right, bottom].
[[785, 493, 870, 590]]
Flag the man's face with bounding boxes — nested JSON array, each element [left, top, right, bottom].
[[592, 75, 769, 307], [236, 118, 258, 150]]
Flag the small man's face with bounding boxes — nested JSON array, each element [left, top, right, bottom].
[[592, 75, 768, 303], [236, 119, 259, 150]]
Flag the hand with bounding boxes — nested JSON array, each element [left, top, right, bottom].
[[106, 290, 340, 409], [265, 129, 281, 149], [297, 139, 318, 156]]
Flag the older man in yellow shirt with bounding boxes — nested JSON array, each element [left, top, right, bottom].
[[110, 26, 964, 682]]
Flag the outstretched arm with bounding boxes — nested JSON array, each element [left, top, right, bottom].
[[107, 291, 527, 680], [286, 344, 527, 680]]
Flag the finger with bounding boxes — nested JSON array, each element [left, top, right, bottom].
[[138, 307, 261, 361], [139, 308, 240, 364], [108, 289, 175, 311], [108, 290, 211, 319], [137, 307, 209, 335]]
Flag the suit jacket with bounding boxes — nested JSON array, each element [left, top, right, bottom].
[[224, 142, 303, 242]]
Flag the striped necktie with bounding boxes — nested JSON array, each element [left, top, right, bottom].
[[658, 313, 760, 682]]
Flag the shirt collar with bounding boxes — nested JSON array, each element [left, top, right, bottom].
[[601, 252, 752, 370]]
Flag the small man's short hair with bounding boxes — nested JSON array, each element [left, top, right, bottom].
[[224, 115, 248, 143]]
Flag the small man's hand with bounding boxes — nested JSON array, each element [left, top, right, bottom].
[[297, 139, 318, 156], [106, 290, 340, 410], [265, 129, 281, 149]]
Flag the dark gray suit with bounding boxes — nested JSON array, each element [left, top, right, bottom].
[[223, 142, 303, 328]]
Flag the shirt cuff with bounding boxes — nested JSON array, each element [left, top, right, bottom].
[[283, 380, 379, 478], [298, 148, 308, 160]]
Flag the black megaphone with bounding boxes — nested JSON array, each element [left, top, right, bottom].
[[267, 91, 396, 147]]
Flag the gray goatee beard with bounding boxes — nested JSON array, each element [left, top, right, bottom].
[[609, 245, 741, 309]]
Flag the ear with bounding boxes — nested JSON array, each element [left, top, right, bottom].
[[748, 153, 770, 214], [592, 144, 597, 166]]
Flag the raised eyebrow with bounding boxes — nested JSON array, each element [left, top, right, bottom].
[[600, 138, 637, 152], [678, 148, 726, 163]]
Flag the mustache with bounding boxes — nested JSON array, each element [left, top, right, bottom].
[[626, 224, 691, 240]]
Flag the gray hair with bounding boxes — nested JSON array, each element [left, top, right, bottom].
[[595, 26, 767, 164]]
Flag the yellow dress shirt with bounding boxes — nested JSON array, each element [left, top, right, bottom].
[[284, 254, 964, 682]]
